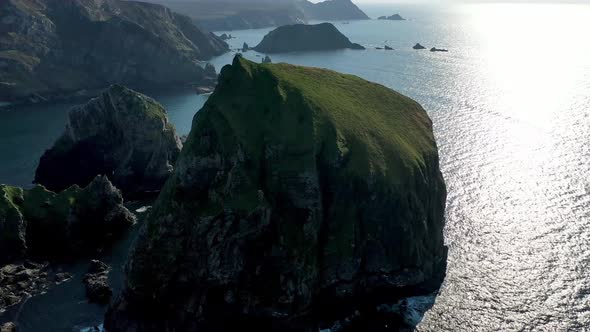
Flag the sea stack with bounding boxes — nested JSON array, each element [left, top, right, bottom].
[[105, 55, 447, 331], [34, 85, 182, 197], [253, 23, 365, 53]]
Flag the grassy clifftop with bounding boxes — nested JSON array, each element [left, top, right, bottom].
[[188, 55, 436, 186]]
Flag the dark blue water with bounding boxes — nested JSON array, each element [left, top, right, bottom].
[[2, 3, 590, 331]]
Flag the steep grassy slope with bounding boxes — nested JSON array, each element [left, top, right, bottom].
[[106, 56, 446, 331], [0, 0, 228, 103]]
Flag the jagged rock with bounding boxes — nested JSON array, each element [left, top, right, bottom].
[[105, 56, 447, 331], [242, 43, 250, 52], [262, 55, 273, 63], [1, 322, 16, 332], [384, 45, 394, 50], [219, 33, 234, 41], [0, 0, 228, 104], [84, 260, 112, 305], [1, 176, 135, 260], [0, 262, 49, 312], [378, 14, 406, 21], [413, 43, 426, 50], [430, 47, 449, 52], [35, 85, 182, 197], [254, 23, 365, 53], [0, 186, 26, 264]]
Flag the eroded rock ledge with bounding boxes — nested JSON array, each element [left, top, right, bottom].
[[105, 56, 447, 331]]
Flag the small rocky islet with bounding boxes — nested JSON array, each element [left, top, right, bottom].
[[253, 23, 365, 53], [104, 55, 447, 331]]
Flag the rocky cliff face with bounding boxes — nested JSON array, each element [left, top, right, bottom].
[[35, 85, 182, 197], [254, 23, 365, 53], [297, 0, 369, 21], [143, 0, 368, 32], [0, 176, 135, 263], [105, 56, 447, 331], [0, 0, 228, 103]]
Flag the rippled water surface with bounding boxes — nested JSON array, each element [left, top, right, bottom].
[[1, 2, 590, 331]]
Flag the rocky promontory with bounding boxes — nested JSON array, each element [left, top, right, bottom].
[[0, 0, 228, 104], [105, 56, 447, 331], [35, 85, 182, 197], [254, 23, 365, 53]]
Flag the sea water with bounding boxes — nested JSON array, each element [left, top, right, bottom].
[[1, 2, 590, 331]]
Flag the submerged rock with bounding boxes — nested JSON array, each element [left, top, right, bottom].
[[413, 43, 426, 50], [430, 47, 449, 52], [84, 260, 112, 305], [35, 85, 182, 197], [105, 55, 447, 331], [254, 23, 365, 53]]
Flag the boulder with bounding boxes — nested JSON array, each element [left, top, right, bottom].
[[413, 43, 426, 50], [105, 56, 447, 331], [1, 322, 16, 332], [84, 260, 112, 305], [35, 85, 182, 197], [254, 23, 365, 53]]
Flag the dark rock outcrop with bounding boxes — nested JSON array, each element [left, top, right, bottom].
[[84, 260, 112, 305], [104, 56, 447, 331], [430, 47, 449, 52], [262, 55, 273, 63], [413, 43, 426, 50], [1, 176, 135, 261], [254, 23, 365, 53], [242, 43, 250, 52], [219, 33, 234, 41], [378, 14, 406, 21], [0, 262, 70, 312], [384, 45, 394, 50], [0, 0, 228, 104], [35, 85, 182, 197], [1, 322, 16, 332]]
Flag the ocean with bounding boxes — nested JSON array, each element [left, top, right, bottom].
[[1, 2, 590, 331]]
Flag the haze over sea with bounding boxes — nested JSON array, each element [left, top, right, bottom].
[[1, 2, 590, 331]]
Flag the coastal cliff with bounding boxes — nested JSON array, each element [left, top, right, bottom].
[[35, 85, 182, 197], [105, 56, 447, 331], [142, 0, 368, 32], [254, 23, 365, 53], [0, 0, 228, 103]]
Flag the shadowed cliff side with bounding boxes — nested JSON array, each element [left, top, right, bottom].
[[0, 0, 228, 103], [105, 56, 447, 331], [35, 85, 182, 198]]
